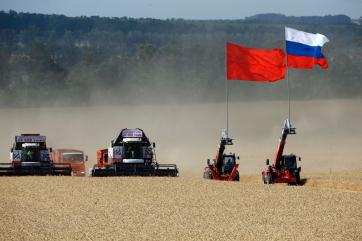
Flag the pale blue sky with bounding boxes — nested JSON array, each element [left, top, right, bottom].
[[1, 0, 361, 19]]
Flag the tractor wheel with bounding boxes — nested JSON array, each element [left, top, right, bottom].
[[265, 172, 273, 184], [203, 170, 212, 180], [295, 172, 301, 185], [234, 171, 240, 181]]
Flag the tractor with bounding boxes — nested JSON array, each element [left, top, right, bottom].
[[203, 129, 240, 181], [262, 119, 301, 185]]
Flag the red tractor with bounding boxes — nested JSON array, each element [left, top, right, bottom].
[[262, 119, 301, 185], [203, 130, 240, 181]]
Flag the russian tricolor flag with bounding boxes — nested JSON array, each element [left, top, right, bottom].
[[285, 27, 329, 69]]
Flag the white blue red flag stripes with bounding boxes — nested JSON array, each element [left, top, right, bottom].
[[285, 27, 329, 69]]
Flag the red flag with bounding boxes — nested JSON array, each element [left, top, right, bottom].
[[227, 42, 286, 82]]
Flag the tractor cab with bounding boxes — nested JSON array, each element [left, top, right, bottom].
[[282, 155, 298, 170], [222, 153, 239, 174]]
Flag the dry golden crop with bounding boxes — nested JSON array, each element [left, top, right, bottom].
[[0, 171, 361, 241]]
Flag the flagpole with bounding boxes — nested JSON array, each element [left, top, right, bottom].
[[286, 62, 291, 122], [284, 27, 291, 122], [225, 43, 229, 137], [226, 78, 229, 136]]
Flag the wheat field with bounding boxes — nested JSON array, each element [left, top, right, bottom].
[[0, 171, 361, 241], [0, 100, 361, 240]]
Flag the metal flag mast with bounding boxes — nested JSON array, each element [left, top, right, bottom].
[[226, 76, 229, 136], [286, 57, 291, 122], [225, 44, 230, 138], [284, 27, 291, 122]]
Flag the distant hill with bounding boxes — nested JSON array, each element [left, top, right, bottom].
[[0, 10, 361, 106], [243, 13, 353, 25]]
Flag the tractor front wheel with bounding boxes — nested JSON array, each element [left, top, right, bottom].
[[295, 172, 301, 185], [234, 171, 240, 181], [265, 172, 273, 184], [203, 170, 212, 180]]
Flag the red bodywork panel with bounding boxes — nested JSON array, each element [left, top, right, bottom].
[[207, 164, 239, 181], [263, 165, 298, 184], [96, 149, 110, 168]]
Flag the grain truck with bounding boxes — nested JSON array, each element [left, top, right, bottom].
[[52, 149, 87, 176]]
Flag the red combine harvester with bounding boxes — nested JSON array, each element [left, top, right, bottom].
[[91, 128, 178, 177], [262, 119, 301, 185], [203, 130, 240, 181], [0, 134, 72, 176]]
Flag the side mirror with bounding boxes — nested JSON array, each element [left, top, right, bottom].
[[11, 148, 13, 152], [237, 156, 240, 160], [299, 157, 301, 161], [49, 147, 53, 152], [266, 159, 270, 165], [207, 159, 210, 165], [153, 142, 156, 148], [85, 155, 88, 162]]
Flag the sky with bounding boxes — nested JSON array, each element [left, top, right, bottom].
[[0, 0, 361, 19]]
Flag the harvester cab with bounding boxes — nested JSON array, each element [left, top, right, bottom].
[[0, 134, 72, 176], [203, 129, 240, 181], [91, 128, 178, 177], [262, 119, 301, 185]]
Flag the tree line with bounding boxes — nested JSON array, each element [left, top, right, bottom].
[[0, 10, 361, 106]]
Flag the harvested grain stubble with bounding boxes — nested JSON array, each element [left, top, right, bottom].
[[0, 174, 361, 241]]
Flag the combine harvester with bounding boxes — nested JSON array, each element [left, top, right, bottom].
[[262, 119, 302, 185], [203, 130, 240, 181], [0, 134, 72, 176], [91, 128, 178, 177]]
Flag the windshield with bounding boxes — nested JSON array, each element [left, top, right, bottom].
[[223, 155, 235, 165], [124, 143, 143, 159], [62, 153, 84, 162], [22, 147, 40, 162], [284, 156, 297, 169]]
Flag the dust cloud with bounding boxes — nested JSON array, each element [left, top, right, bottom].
[[0, 98, 361, 176]]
